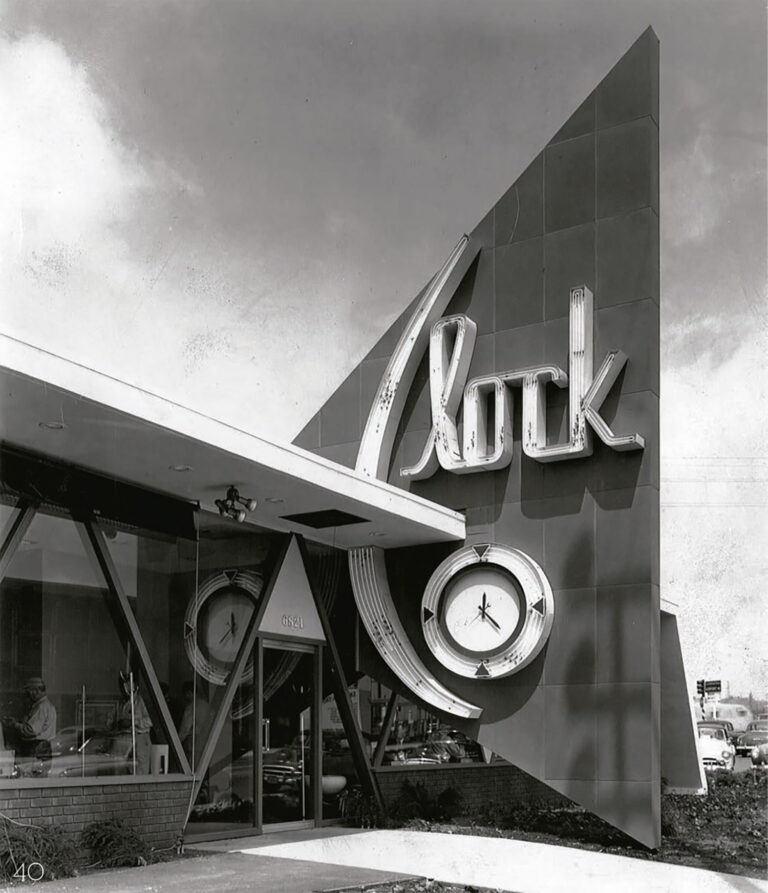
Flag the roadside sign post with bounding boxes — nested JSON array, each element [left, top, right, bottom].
[[697, 680, 722, 716]]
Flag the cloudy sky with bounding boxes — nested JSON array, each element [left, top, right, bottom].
[[1, 0, 765, 695]]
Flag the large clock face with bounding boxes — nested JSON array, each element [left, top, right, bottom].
[[199, 587, 254, 666], [422, 543, 554, 679], [184, 570, 263, 685], [441, 568, 524, 657]]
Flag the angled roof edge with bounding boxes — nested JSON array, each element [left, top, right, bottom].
[[0, 332, 465, 544]]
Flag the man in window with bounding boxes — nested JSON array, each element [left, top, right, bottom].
[[110, 672, 152, 775], [2, 677, 57, 774]]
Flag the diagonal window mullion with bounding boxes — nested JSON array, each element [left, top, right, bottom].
[[76, 518, 192, 776], [0, 499, 37, 584], [372, 691, 400, 768], [295, 535, 383, 812]]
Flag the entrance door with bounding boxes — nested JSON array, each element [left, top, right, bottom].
[[260, 641, 320, 828]]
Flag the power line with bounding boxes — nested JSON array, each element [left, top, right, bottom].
[[662, 503, 768, 508]]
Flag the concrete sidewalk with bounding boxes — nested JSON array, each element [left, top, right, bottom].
[[208, 828, 768, 893], [5, 827, 767, 893], [0, 854, 413, 893], [0, 837, 411, 893]]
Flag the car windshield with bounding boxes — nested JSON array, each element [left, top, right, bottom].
[[699, 728, 725, 740], [748, 721, 768, 731]]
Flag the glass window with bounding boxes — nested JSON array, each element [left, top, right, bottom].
[[186, 516, 286, 834], [262, 645, 315, 825], [0, 509, 154, 779], [100, 520, 197, 773], [0, 496, 19, 545], [356, 676, 486, 767], [320, 682, 359, 819]]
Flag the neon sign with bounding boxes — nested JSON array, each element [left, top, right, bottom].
[[350, 237, 646, 717], [401, 285, 644, 480]]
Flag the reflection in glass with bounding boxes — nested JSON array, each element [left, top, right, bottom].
[[100, 521, 197, 773], [0, 497, 19, 548], [262, 646, 314, 825], [320, 687, 357, 818], [357, 676, 485, 767], [0, 510, 154, 779], [185, 518, 284, 834], [187, 669, 255, 832]]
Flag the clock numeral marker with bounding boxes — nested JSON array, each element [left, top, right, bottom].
[[224, 570, 238, 583], [423, 607, 435, 623], [473, 544, 490, 560], [531, 597, 546, 616], [184, 621, 195, 638], [474, 661, 490, 677]]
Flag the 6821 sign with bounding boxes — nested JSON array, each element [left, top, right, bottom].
[[281, 613, 304, 629]]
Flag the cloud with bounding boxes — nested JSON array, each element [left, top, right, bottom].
[[0, 34, 148, 256], [664, 128, 763, 250], [662, 500, 768, 694], [662, 313, 768, 460], [661, 316, 768, 693], [0, 31, 161, 342], [0, 31, 362, 441]]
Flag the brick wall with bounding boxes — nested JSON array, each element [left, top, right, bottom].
[[0, 778, 191, 848], [375, 764, 568, 815]]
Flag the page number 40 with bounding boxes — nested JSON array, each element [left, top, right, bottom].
[[13, 862, 45, 882]]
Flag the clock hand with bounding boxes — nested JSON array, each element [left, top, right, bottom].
[[218, 612, 237, 644], [484, 610, 501, 631]]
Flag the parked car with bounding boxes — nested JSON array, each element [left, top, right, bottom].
[[229, 748, 348, 802], [735, 720, 768, 756], [385, 743, 442, 766], [15, 731, 132, 778], [423, 728, 482, 763], [381, 727, 483, 766], [697, 726, 735, 771], [701, 703, 753, 732], [750, 742, 768, 768], [697, 720, 738, 747]]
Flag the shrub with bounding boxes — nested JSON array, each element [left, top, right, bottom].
[[391, 781, 463, 822], [80, 818, 151, 868], [660, 796, 685, 839], [436, 786, 463, 820], [0, 817, 79, 881], [492, 803, 638, 848], [662, 770, 767, 845], [339, 786, 386, 828]]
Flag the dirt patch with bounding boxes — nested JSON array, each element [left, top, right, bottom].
[[319, 881, 507, 893]]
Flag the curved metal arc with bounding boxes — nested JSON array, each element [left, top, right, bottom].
[[349, 234, 483, 719], [350, 548, 482, 719], [355, 234, 480, 480]]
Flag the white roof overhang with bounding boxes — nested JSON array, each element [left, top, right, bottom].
[[0, 335, 465, 550]]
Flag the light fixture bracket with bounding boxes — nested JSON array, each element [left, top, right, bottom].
[[215, 486, 257, 522]]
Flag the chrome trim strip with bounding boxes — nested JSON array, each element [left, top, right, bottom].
[[350, 547, 482, 719]]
